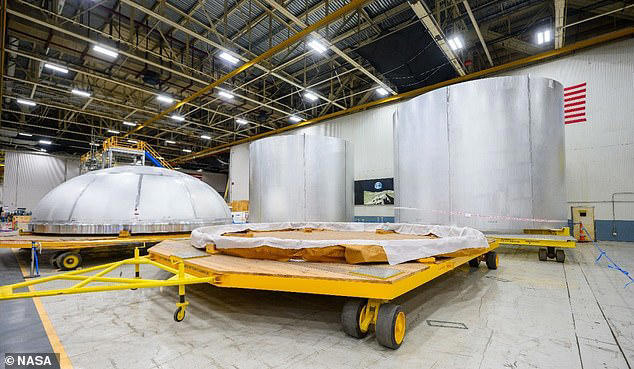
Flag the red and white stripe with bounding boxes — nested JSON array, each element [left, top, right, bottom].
[[564, 82, 587, 124]]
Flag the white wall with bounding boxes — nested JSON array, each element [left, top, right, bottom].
[[500, 37, 634, 221], [230, 37, 634, 222], [3, 151, 80, 211]]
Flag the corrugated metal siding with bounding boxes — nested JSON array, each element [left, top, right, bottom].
[[501, 38, 634, 220], [2, 151, 80, 211]]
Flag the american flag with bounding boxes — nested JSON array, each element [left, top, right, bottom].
[[564, 82, 587, 124]]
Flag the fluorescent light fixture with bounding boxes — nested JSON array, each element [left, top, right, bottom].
[[128, 139, 138, 143], [219, 52, 239, 64], [235, 118, 248, 125], [448, 37, 463, 51], [308, 40, 327, 53], [201, 135, 211, 140], [165, 140, 176, 144], [17, 98, 36, 106], [44, 63, 68, 74], [537, 30, 551, 45], [71, 88, 91, 97], [182, 149, 192, 153], [40, 148, 47, 152], [18, 132, 33, 137], [218, 90, 234, 99], [304, 92, 318, 101], [289, 115, 302, 123], [92, 45, 119, 58], [156, 94, 174, 104], [197, 169, 203, 172], [107, 129, 120, 134], [171, 115, 185, 122], [376, 87, 389, 96], [90, 142, 100, 146], [156, 156, 163, 160], [123, 121, 136, 126], [39, 140, 52, 145]]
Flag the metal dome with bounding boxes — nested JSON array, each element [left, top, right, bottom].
[[29, 166, 232, 234]]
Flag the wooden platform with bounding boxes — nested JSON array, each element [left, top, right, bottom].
[[149, 239, 429, 284], [0, 232, 190, 249]]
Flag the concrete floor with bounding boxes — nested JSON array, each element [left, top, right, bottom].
[[1, 242, 632, 369]]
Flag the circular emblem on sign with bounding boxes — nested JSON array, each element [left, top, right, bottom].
[[374, 181, 383, 190]]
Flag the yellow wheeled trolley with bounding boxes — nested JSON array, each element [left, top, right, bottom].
[[0, 239, 500, 349], [488, 227, 576, 263], [0, 232, 189, 272]]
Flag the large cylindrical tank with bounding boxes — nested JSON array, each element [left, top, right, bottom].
[[394, 76, 566, 232], [249, 135, 354, 222], [30, 166, 232, 234]]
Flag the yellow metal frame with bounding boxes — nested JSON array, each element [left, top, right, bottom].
[[101, 137, 173, 169], [0, 232, 189, 250], [489, 227, 576, 249], [0, 243, 499, 302], [149, 243, 500, 300], [0, 248, 215, 318]]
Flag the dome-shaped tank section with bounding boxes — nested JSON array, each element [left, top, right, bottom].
[[394, 75, 567, 232], [249, 135, 354, 222], [30, 166, 232, 234]]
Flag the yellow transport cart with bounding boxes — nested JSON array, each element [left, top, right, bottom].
[[0, 239, 500, 349], [0, 232, 189, 272], [488, 227, 576, 263]]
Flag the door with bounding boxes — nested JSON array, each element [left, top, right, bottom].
[[572, 206, 595, 241]]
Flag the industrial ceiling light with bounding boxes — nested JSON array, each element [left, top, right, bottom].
[[304, 91, 318, 101], [235, 118, 248, 125], [182, 149, 192, 153], [39, 139, 52, 145], [218, 90, 234, 99], [171, 115, 185, 122], [165, 140, 176, 144], [16, 98, 36, 106], [376, 87, 389, 96], [128, 139, 138, 143], [123, 121, 136, 126], [89, 142, 100, 146], [219, 52, 239, 64], [447, 36, 463, 51], [107, 129, 120, 134], [289, 115, 303, 123], [92, 45, 119, 58], [157, 94, 174, 104], [201, 135, 211, 140], [307, 40, 328, 53], [71, 89, 91, 97], [44, 63, 69, 74], [537, 30, 551, 45], [197, 169, 203, 172], [40, 148, 47, 152], [18, 132, 33, 137]]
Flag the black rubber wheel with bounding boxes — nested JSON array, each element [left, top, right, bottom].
[[485, 252, 498, 270], [375, 304, 406, 349], [538, 248, 548, 261], [468, 258, 480, 268], [547, 247, 556, 259], [341, 299, 368, 338], [173, 306, 186, 322], [50, 252, 62, 269], [556, 249, 565, 263], [57, 252, 82, 271]]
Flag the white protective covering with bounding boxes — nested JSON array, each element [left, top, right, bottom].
[[191, 222, 489, 265]]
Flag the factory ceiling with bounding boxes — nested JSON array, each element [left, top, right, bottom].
[[0, 0, 632, 171]]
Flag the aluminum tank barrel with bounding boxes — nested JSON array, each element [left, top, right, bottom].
[[394, 76, 567, 232], [249, 135, 354, 222]]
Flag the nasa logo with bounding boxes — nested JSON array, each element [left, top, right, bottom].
[[374, 182, 383, 190]]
